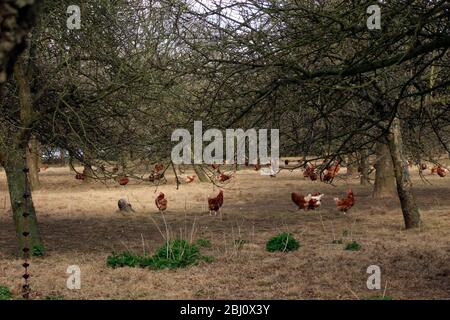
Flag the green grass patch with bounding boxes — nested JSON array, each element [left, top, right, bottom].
[[266, 232, 300, 252], [107, 239, 212, 270], [32, 244, 45, 257], [344, 241, 362, 251], [196, 238, 211, 248], [0, 286, 12, 300]]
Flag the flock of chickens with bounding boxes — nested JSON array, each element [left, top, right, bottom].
[[152, 186, 355, 218], [119, 158, 450, 217], [98, 159, 448, 217], [291, 189, 356, 214]]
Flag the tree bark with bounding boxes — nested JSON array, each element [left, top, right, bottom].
[[373, 143, 397, 198], [359, 150, 370, 186], [346, 154, 356, 176], [3, 146, 43, 257], [387, 117, 421, 229], [0, 0, 41, 89], [82, 165, 95, 184], [26, 135, 40, 190]]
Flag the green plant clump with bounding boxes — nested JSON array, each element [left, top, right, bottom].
[[344, 241, 362, 251], [107, 239, 212, 270], [32, 244, 45, 257], [266, 232, 300, 252], [0, 286, 12, 300]]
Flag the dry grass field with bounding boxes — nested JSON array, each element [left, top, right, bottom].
[[0, 164, 449, 300]]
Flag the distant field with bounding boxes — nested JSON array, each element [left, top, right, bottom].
[[0, 166, 449, 300]]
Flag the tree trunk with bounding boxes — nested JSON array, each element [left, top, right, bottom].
[[346, 154, 356, 176], [82, 165, 95, 184], [387, 117, 421, 229], [26, 135, 40, 190], [193, 164, 210, 182], [373, 143, 397, 198], [360, 150, 370, 186], [3, 146, 44, 257]]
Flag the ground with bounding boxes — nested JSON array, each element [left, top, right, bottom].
[[0, 164, 449, 300]]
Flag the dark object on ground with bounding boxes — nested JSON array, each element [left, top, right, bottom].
[[118, 199, 135, 213]]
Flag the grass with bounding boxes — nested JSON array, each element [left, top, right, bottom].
[[345, 241, 362, 251], [0, 285, 12, 300], [107, 239, 212, 270], [266, 232, 300, 252], [196, 238, 211, 248]]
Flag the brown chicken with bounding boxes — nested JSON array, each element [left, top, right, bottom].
[[155, 192, 168, 212], [184, 175, 196, 183], [208, 190, 224, 216], [154, 163, 164, 173], [334, 189, 355, 214], [291, 193, 312, 210], [292, 192, 324, 211], [437, 166, 448, 177], [218, 172, 232, 182]]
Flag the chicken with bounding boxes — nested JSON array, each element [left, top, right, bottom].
[[431, 166, 438, 174], [184, 175, 196, 183], [420, 163, 427, 171], [303, 164, 318, 181], [291, 192, 312, 210], [154, 163, 164, 173], [437, 166, 448, 178], [75, 173, 85, 180], [323, 164, 340, 182], [218, 172, 232, 182], [292, 192, 324, 211], [334, 189, 355, 214], [307, 193, 324, 210], [155, 192, 168, 212], [118, 177, 129, 186], [40, 164, 49, 172], [208, 190, 224, 216]]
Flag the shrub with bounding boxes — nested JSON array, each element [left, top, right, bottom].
[[32, 244, 45, 257], [344, 241, 361, 251], [152, 239, 202, 269], [0, 286, 12, 300], [106, 251, 151, 268], [107, 239, 212, 270], [266, 232, 300, 252]]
